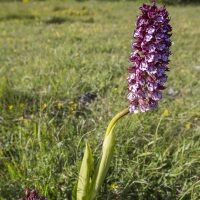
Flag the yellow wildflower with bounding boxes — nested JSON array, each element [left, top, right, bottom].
[[110, 183, 118, 189], [8, 105, 13, 110], [20, 103, 25, 108], [68, 101, 74, 105], [163, 109, 169, 117], [185, 123, 191, 129], [57, 103, 62, 109], [22, 0, 29, 3], [73, 103, 78, 107], [42, 103, 47, 109], [23, 119, 28, 124]]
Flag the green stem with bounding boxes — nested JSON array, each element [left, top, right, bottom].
[[105, 108, 129, 138], [89, 108, 130, 200]]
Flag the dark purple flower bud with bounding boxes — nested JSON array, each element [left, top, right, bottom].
[[148, 43, 156, 52], [32, 190, 38, 198], [20, 189, 47, 200], [134, 27, 144, 39], [148, 10, 156, 19], [140, 4, 151, 12], [155, 14, 164, 23], [147, 65, 157, 75], [157, 64, 168, 76], [157, 42, 166, 51], [136, 89, 146, 98], [163, 24, 172, 32], [139, 99, 149, 112], [147, 82, 158, 91], [155, 32, 165, 40], [132, 42, 141, 51], [151, 90, 162, 101], [25, 188, 31, 197], [158, 74, 168, 83], [28, 194, 36, 200], [148, 98, 158, 110], [127, 2, 172, 113], [137, 16, 149, 27]]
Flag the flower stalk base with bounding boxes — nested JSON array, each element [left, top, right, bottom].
[[76, 108, 129, 200]]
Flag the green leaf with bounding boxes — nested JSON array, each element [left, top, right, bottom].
[[89, 126, 115, 200], [77, 141, 93, 200]]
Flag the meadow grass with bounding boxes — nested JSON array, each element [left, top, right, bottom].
[[0, 0, 200, 199]]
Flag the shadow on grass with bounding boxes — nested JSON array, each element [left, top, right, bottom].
[[0, 85, 98, 128], [0, 13, 35, 21], [44, 16, 94, 24], [44, 16, 67, 24]]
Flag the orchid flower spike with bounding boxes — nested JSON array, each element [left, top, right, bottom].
[[127, 2, 172, 113]]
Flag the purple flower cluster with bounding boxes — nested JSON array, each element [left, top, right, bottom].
[[19, 189, 47, 200], [127, 2, 172, 113]]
